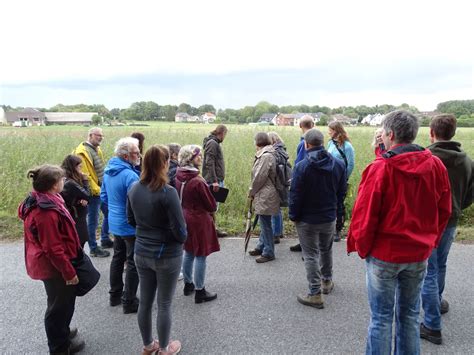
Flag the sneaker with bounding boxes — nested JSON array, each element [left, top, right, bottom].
[[142, 339, 160, 355], [334, 231, 341, 242], [178, 272, 184, 281], [68, 327, 78, 340], [216, 229, 228, 238], [123, 299, 139, 314], [195, 288, 217, 304], [90, 246, 110, 257], [290, 243, 302, 252], [420, 323, 442, 345], [248, 249, 262, 256], [297, 293, 324, 309], [184, 282, 195, 296], [440, 299, 449, 314], [101, 239, 114, 249], [322, 280, 334, 294], [274, 236, 280, 244], [158, 340, 181, 355], [256, 255, 275, 263], [69, 338, 85, 354]]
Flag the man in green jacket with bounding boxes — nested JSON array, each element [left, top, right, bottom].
[[421, 114, 473, 345]]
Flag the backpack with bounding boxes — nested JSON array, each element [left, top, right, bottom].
[[265, 147, 293, 207]]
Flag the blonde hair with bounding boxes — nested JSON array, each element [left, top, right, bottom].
[[178, 145, 202, 167], [371, 128, 384, 148]]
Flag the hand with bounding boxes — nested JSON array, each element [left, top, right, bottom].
[[66, 275, 79, 285], [211, 182, 220, 192], [79, 199, 88, 207]]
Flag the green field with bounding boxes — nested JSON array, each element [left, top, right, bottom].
[[1, 123, 473, 241]]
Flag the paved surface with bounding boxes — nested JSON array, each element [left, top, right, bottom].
[[1, 238, 473, 354]]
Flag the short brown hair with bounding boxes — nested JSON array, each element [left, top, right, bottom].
[[140, 145, 170, 191], [430, 114, 457, 141], [27, 164, 64, 192], [211, 124, 228, 136], [299, 115, 315, 129], [254, 132, 271, 147]]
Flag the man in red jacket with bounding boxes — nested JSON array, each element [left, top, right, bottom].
[[347, 110, 451, 355]]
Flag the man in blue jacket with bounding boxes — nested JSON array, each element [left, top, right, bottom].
[[289, 129, 346, 308], [101, 137, 141, 314]]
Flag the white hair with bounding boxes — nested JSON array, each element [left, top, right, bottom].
[[114, 137, 139, 156], [178, 144, 202, 167]]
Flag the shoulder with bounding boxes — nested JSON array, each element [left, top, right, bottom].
[[344, 141, 354, 150]]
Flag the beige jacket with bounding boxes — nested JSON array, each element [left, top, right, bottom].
[[250, 145, 279, 216]]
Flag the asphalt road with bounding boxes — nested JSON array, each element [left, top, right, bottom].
[[1, 238, 473, 354]]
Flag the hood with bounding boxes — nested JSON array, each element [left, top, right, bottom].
[[306, 147, 336, 172], [176, 167, 200, 183], [384, 147, 435, 176], [428, 141, 467, 169], [18, 192, 63, 220], [104, 157, 136, 177], [255, 145, 275, 158], [203, 134, 220, 147]]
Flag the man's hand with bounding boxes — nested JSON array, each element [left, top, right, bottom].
[[78, 199, 88, 207], [211, 182, 220, 192], [66, 275, 79, 286]]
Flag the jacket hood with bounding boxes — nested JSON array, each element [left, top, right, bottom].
[[104, 157, 136, 177], [428, 141, 467, 169], [384, 147, 435, 176], [18, 192, 64, 220], [256, 145, 275, 158], [203, 134, 220, 147], [306, 147, 336, 172], [176, 167, 200, 183]]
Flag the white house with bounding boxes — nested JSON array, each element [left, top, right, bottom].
[[361, 113, 385, 126], [201, 112, 216, 123]]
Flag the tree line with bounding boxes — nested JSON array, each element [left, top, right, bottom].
[[2, 100, 473, 125]]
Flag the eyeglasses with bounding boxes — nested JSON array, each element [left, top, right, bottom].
[[93, 134, 104, 138]]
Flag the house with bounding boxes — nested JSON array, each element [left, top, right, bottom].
[[330, 114, 353, 125], [0, 107, 6, 125], [175, 112, 191, 122], [258, 113, 278, 125], [5, 108, 46, 126], [201, 112, 216, 123], [294, 112, 324, 126], [45, 112, 95, 125], [361, 113, 385, 126], [275, 113, 297, 126]]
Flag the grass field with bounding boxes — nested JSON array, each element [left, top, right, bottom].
[[1, 123, 473, 242]]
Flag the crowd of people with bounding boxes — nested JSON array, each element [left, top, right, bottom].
[[19, 112, 473, 355]]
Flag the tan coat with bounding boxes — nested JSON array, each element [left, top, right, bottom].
[[250, 145, 280, 216]]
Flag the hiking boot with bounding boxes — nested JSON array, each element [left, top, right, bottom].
[[90, 246, 110, 257], [290, 243, 302, 252], [142, 339, 160, 355], [123, 299, 139, 314], [440, 299, 449, 314], [334, 231, 341, 242], [216, 229, 228, 238], [68, 327, 78, 340], [420, 323, 442, 345], [109, 296, 122, 307], [297, 293, 324, 309], [256, 255, 275, 263], [69, 338, 85, 354], [274, 236, 280, 244], [248, 249, 262, 256], [101, 238, 114, 249], [195, 288, 217, 304], [158, 340, 181, 355], [322, 280, 334, 294], [184, 282, 195, 296]]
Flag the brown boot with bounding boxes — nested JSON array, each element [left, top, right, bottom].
[[297, 293, 324, 308]]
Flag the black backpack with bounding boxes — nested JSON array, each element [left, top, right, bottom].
[[266, 147, 293, 207]]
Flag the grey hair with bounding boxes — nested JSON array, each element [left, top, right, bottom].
[[88, 127, 102, 136], [268, 131, 284, 145], [114, 137, 139, 156], [178, 144, 202, 167], [382, 110, 419, 144]]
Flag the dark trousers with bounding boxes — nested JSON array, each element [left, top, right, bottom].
[[43, 277, 76, 354], [109, 235, 139, 304]]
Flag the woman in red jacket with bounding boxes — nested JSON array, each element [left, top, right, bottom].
[[18, 164, 85, 354], [175, 145, 219, 304]]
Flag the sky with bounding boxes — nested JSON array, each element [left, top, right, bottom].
[[1, 0, 473, 111]]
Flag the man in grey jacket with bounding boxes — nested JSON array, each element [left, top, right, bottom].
[[202, 124, 228, 237]]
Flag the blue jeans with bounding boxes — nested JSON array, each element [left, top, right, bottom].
[[421, 226, 456, 331], [182, 251, 207, 290], [255, 215, 274, 258], [87, 196, 110, 249], [272, 209, 283, 238], [366, 256, 427, 355]]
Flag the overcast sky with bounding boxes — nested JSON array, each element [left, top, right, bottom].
[[1, 0, 472, 111]]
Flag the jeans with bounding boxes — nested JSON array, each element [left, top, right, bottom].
[[255, 214, 274, 258], [87, 196, 110, 249], [422, 226, 456, 331], [43, 277, 77, 353], [272, 209, 283, 237], [365, 256, 427, 355], [295, 220, 335, 295], [182, 251, 207, 290], [135, 253, 182, 349], [109, 235, 139, 304]]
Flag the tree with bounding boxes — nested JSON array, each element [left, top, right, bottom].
[[91, 114, 102, 125], [437, 100, 474, 117], [197, 104, 216, 115], [177, 103, 192, 114]]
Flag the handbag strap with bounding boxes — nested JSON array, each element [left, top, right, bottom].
[[332, 139, 348, 168]]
